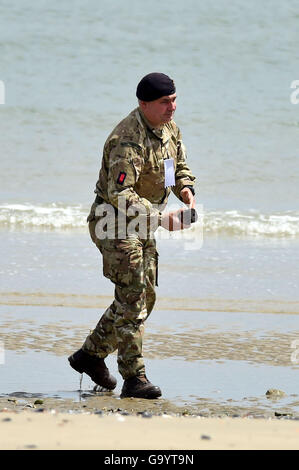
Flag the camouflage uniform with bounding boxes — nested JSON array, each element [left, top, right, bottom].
[[82, 108, 195, 379]]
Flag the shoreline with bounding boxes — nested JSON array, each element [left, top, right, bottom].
[[1, 388, 298, 419], [1, 301, 298, 450], [1, 303, 298, 420]]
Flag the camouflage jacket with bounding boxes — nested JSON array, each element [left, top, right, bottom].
[[90, 107, 196, 224]]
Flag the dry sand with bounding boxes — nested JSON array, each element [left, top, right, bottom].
[[0, 409, 299, 450]]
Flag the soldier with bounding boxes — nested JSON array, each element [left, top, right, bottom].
[[68, 73, 196, 399]]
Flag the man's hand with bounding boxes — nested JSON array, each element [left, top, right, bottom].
[[161, 208, 191, 232], [180, 187, 195, 208], [160, 187, 196, 231]]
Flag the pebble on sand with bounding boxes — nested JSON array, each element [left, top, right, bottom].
[[201, 434, 211, 440], [266, 389, 286, 398]]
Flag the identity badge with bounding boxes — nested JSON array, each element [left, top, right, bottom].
[[164, 158, 175, 187]]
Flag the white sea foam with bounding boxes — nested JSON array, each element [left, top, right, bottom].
[[0, 203, 298, 238], [0, 203, 87, 230], [203, 210, 299, 238]]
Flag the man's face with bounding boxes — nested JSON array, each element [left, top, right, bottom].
[[139, 93, 177, 127]]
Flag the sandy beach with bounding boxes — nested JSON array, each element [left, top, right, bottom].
[[1, 369, 299, 451], [1, 407, 299, 450]]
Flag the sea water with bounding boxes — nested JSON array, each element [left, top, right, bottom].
[[0, 0, 298, 407]]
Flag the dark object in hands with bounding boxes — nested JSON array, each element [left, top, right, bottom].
[[180, 208, 198, 225]]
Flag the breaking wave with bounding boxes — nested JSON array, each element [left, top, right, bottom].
[[0, 203, 87, 230], [203, 209, 299, 238], [0, 203, 298, 238]]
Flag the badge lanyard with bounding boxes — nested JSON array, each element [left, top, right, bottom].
[[151, 134, 175, 188]]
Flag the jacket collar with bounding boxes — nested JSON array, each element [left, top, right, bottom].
[[137, 108, 171, 145]]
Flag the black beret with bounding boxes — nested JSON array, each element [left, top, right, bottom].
[[136, 73, 176, 102]]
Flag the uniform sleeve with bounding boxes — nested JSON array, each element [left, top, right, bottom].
[[171, 129, 196, 200], [107, 141, 161, 223]]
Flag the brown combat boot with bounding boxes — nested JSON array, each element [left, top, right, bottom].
[[68, 349, 117, 390], [120, 375, 162, 399]]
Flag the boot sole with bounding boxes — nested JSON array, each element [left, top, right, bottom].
[[120, 390, 162, 399]]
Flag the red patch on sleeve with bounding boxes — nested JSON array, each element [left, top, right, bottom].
[[117, 171, 127, 185]]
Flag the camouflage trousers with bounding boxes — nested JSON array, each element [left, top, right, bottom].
[[82, 220, 158, 380]]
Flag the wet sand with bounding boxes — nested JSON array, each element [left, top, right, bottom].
[[0, 300, 298, 366]]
